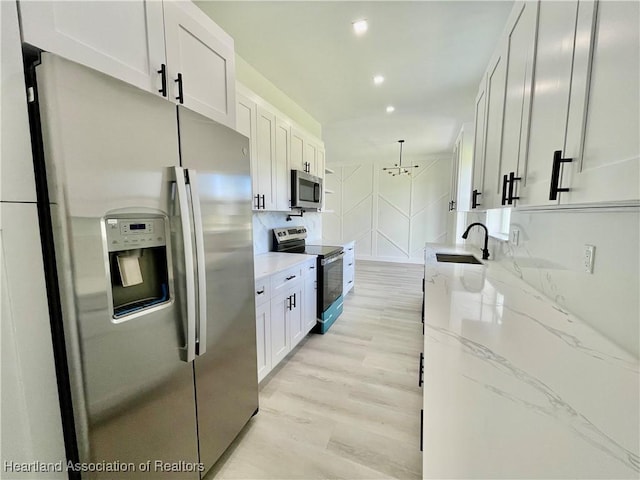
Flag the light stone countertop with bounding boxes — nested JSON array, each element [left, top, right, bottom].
[[253, 252, 316, 281], [422, 243, 639, 479]]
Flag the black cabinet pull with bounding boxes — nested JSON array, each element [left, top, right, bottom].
[[472, 189, 481, 209], [348, 280, 353, 284], [260, 194, 265, 209], [175, 73, 184, 104], [508, 171, 521, 204], [157, 64, 167, 97], [501, 174, 509, 205], [285, 275, 296, 281], [418, 352, 424, 387], [254, 194, 260, 209], [549, 150, 573, 200], [420, 409, 424, 452], [309, 265, 315, 270], [292, 293, 296, 308], [256, 289, 264, 295], [348, 263, 353, 266]]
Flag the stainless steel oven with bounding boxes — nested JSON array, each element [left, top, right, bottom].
[[272, 226, 344, 333], [320, 250, 343, 313]]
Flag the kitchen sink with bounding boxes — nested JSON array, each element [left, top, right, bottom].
[[435, 253, 483, 265]]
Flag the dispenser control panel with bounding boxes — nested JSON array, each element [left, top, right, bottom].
[[105, 217, 166, 252]]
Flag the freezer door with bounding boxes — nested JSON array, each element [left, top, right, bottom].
[[36, 54, 199, 477], [177, 106, 258, 472]]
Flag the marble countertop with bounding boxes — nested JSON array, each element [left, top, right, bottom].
[[422, 244, 639, 479], [254, 252, 316, 280]]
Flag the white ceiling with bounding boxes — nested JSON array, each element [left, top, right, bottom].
[[197, 1, 514, 165]]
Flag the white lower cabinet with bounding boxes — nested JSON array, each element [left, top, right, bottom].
[[255, 301, 271, 383], [254, 258, 317, 382], [303, 260, 318, 334], [270, 289, 294, 365], [343, 241, 355, 297]]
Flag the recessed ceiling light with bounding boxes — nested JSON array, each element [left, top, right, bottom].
[[353, 19, 368, 35], [386, 106, 395, 113], [373, 75, 385, 85]]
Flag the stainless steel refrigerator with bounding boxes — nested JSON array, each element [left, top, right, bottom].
[[30, 52, 258, 478]]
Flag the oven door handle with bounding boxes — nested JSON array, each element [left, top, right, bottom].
[[321, 252, 344, 266]]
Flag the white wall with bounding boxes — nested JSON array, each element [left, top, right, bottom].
[[461, 207, 640, 358], [253, 211, 322, 255], [323, 158, 451, 263]]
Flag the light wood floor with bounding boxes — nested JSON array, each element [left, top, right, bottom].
[[207, 260, 425, 479]]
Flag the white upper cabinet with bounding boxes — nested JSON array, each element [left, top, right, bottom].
[[274, 118, 292, 211], [481, 45, 508, 210], [470, 85, 487, 209], [290, 127, 324, 178], [19, 1, 236, 127], [163, 1, 236, 128], [498, 1, 538, 207], [452, 123, 474, 212], [236, 92, 261, 209], [519, 0, 596, 207], [290, 127, 306, 173], [563, 0, 639, 204], [474, 0, 638, 209], [255, 106, 276, 211], [19, 1, 166, 95]]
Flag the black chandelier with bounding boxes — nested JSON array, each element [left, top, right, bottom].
[[382, 140, 419, 176]]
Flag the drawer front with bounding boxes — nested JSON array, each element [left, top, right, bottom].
[[343, 252, 355, 269], [255, 277, 270, 306], [271, 265, 303, 292], [343, 241, 355, 255], [303, 259, 317, 279]]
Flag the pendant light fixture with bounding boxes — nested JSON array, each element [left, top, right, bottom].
[[382, 140, 419, 176]]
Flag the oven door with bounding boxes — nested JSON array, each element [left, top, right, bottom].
[[320, 252, 343, 312]]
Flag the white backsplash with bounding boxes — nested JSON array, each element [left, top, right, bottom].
[[252, 211, 323, 254], [460, 208, 640, 358]]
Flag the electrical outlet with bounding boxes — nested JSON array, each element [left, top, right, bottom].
[[584, 245, 595, 274], [510, 228, 520, 246]]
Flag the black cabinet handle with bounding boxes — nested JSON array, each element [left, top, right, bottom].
[[256, 289, 264, 295], [285, 275, 296, 281], [157, 64, 167, 97], [348, 280, 353, 284], [254, 194, 260, 209], [309, 266, 315, 270], [292, 293, 296, 308], [501, 174, 509, 205], [549, 150, 573, 200], [418, 352, 424, 387], [260, 194, 265, 209], [420, 409, 424, 452], [472, 189, 481, 209], [175, 73, 184, 104], [348, 247, 353, 251], [508, 171, 521, 204]]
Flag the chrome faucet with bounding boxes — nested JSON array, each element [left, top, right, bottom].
[[462, 223, 490, 260]]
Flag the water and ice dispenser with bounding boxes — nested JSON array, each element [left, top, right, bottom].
[[105, 216, 171, 319]]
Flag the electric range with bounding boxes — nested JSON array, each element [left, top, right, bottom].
[[272, 226, 344, 333]]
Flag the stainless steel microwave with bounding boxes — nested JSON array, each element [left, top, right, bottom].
[[291, 170, 322, 209]]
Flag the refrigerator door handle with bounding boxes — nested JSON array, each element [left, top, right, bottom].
[[174, 166, 197, 363], [187, 169, 208, 356]]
